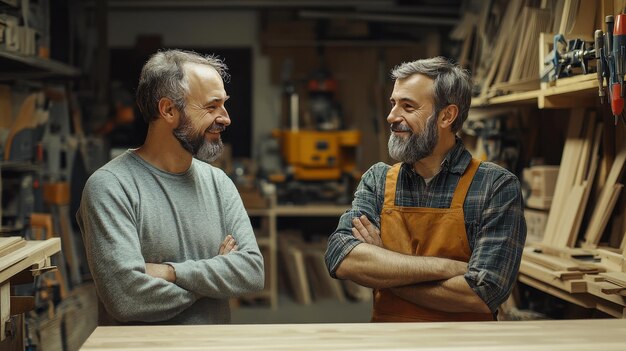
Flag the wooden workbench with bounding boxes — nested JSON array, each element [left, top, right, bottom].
[[81, 319, 626, 350]]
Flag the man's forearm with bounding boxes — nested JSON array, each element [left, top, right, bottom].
[[335, 243, 467, 289], [390, 275, 491, 313], [145, 263, 176, 282]]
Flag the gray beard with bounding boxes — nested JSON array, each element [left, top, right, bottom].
[[388, 112, 438, 164], [173, 112, 223, 163]]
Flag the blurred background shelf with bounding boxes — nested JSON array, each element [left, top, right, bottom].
[[0, 50, 80, 80]]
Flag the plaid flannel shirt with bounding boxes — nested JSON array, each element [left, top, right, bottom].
[[325, 139, 527, 313]]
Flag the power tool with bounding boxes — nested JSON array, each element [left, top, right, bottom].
[[597, 15, 626, 125]]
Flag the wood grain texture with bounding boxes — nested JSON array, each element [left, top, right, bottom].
[[81, 319, 626, 351]]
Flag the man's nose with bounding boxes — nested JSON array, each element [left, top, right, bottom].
[[217, 107, 231, 126], [387, 105, 402, 124]]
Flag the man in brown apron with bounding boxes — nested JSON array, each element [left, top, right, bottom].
[[325, 57, 526, 322]]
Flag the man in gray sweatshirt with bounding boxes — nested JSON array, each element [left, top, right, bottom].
[[76, 49, 265, 325]]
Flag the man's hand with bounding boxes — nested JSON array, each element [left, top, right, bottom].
[[145, 263, 176, 282], [352, 215, 382, 247], [219, 234, 238, 255]]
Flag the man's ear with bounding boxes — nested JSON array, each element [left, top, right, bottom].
[[439, 104, 459, 129], [157, 97, 180, 125]]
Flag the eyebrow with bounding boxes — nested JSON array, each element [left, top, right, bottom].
[[390, 97, 417, 104], [204, 95, 230, 107]]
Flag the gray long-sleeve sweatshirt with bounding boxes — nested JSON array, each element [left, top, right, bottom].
[[76, 150, 264, 325]]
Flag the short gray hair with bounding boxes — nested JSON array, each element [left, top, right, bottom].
[[391, 57, 471, 133], [136, 49, 229, 123]]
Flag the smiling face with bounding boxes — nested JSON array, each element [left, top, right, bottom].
[[172, 62, 231, 163], [387, 73, 439, 164]]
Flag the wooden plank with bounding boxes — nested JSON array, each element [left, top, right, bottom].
[[574, 119, 594, 185], [584, 275, 626, 307], [543, 109, 585, 246], [0, 283, 8, 342], [583, 142, 626, 247], [600, 272, 626, 287], [304, 248, 345, 302], [562, 0, 597, 40], [519, 259, 587, 293], [491, 77, 540, 93], [518, 274, 596, 309], [584, 183, 625, 248], [278, 233, 311, 305], [0, 237, 26, 257], [523, 248, 598, 272], [567, 124, 603, 247], [600, 282, 626, 295], [530, 243, 596, 259], [0, 239, 61, 284], [478, 0, 524, 99], [551, 271, 585, 280], [553, 182, 586, 247], [597, 248, 625, 272]]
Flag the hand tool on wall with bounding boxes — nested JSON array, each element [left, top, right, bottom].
[[541, 34, 596, 83], [595, 30, 605, 103], [610, 15, 625, 123], [597, 15, 626, 125]]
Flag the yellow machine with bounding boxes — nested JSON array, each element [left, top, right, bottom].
[[271, 61, 361, 204], [272, 129, 360, 181]]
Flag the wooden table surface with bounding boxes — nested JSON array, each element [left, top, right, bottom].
[[81, 319, 626, 350]]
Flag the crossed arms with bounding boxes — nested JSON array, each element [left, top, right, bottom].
[[335, 215, 490, 314], [77, 170, 264, 323], [145, 234, 239, 282]]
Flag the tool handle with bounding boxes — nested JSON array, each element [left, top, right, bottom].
[[611, 83, 624, 116], [595, 30, 604, 59]]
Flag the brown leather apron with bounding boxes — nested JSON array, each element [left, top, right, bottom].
[[371, 159, 494, 322]]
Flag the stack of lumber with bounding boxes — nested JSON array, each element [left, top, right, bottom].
[[582, 142, 626, 248], [520, 247, 601, 294], [582, 271, 626, 311], [598, 272, 626, 291], [278, 232, 345, 304], [520, 243, 626, 317], [542, 110, 603, 248]]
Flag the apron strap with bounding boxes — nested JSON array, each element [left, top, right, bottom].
[[450, 158, 481, 209], [383, 163, 403, 208]]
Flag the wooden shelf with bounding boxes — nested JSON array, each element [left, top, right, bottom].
[[244, 202, 349, 309], [471, 74, 601, 109], [273, 205, 349, 217], [0, 50, 80, 80], [0, 161, 41, 172]]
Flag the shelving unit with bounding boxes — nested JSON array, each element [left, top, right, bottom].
[[468, 66, 626, 318], [0, 5, 86, 346], [0, 50, 80, 80], [471, 74, 600, 109], [245, 197, 350, 309]]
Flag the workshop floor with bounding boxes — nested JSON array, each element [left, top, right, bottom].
[[232, 295, 372, 324]]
